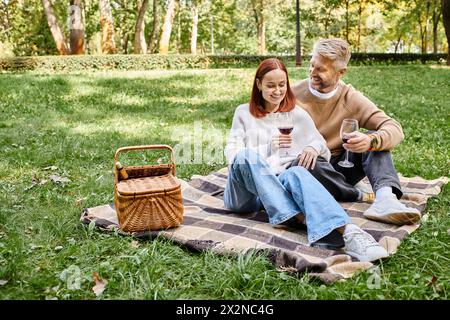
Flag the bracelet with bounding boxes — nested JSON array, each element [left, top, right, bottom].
[[367, 133, 380, 151]]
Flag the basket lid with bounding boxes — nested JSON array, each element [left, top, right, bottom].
[[116, 174, 181, 196]]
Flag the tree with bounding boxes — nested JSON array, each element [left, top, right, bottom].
[[443, 0, 450, 64], [159, 0, 178, 54], [69, 0, 85, 54], [147, 0, 159, 53], [99, 0, 116, 54], [190, 0, 203, 54], [432, 0, 442, 53], [134, 0, 149, 54], [42, 0, 69, 55], [251, 0, 266, 55]]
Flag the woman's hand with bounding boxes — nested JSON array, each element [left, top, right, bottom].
[[271, 134, 292, 152], [297, 146, 319, 170]]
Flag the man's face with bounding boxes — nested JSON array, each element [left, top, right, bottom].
[[309, 54, 345, 93]]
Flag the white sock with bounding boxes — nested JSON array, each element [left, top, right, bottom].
[[357, 189, 363, 201], [376, 186, 393, 200]]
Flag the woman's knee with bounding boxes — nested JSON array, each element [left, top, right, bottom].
[[233, 148, 261, 165]]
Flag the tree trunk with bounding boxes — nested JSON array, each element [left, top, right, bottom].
[[42, 0, 69, 55], [69, 0, 85, 54], [394, 34, 402, 53], [433, 0, 442, 53], [210, 14, 214, 54], [251, 0, 266, 55], [345, 0, 349, 43], [134, 0, 149, 54], [159, 0, 178, 54], [443, 0, 450, 64], [99, 0, 116, 54], [190, 5, 199, 54], [1, 1, 11, 31], [425, 0, 431, 53], [148, 0, 159, 53], [357, 1, 363, 52]]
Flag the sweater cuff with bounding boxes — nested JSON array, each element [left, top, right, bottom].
[[307, 141, 330, 161]]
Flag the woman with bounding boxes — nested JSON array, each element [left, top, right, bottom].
[[223, 58, 388, 262]]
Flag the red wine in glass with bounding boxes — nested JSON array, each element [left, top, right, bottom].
[[342, 134, 350, 144], [338, 119, 359, 168], [279, 127, 293, 135]]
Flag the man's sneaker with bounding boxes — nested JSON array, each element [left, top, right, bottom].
[[363, 194, 421, 225], [343, 224, 389, 262]]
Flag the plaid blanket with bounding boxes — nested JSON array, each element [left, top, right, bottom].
[[80, 168, 448, 283]]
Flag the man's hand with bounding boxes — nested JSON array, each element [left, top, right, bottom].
[[296, 146, 319, 170], [271, 134, 292, 151], [343, 132, 371, 153]]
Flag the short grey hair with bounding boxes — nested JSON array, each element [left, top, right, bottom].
[[313, 38, 351, 70]]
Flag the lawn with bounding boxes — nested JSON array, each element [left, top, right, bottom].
[[0, 65, 449, 300]]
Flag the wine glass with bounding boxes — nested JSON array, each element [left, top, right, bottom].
[[275, 112, 294, 157], [338, 119, 359, 168]]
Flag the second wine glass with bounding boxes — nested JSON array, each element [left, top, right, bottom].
[[338, 118, 359, 168]]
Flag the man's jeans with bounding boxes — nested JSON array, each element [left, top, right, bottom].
[[307, 150, 403, 202], [224, 149, 350, 244]]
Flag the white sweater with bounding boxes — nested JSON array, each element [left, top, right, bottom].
[[224, 104, 331, 175]]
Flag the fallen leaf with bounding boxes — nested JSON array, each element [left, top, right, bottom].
[[75, 197, 87, 206], [427, 276, 438, 287], [276, 266, 298, 273], [43, 166, 58, 171], [92, 272, 107, 296], [130, 240, 141, 248], [0, 280, 8, 286], [49, 174, 71, 184]]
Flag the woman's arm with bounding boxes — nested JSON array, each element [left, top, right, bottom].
[[224, 106, 271, 165]]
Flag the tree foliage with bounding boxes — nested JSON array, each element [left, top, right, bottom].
[[0, 0, 448, 57]]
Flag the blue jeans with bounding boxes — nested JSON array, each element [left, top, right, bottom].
[[224, 149, 350, 244]]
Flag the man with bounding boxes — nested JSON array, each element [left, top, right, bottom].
[[291, 38, 420, 226]]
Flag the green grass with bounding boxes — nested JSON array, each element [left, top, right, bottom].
[[0, 65, 449, 300]]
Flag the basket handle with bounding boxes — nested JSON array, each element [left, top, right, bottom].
[[114, 145, 176, 176]]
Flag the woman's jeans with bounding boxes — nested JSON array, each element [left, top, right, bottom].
[[224, 149, 350, 244]]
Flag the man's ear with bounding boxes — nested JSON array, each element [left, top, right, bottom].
[[338, 67, 348, 78]]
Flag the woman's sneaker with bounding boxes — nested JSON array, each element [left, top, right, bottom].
[[363, 194, 421, 225], [343, 224, 389, 262]]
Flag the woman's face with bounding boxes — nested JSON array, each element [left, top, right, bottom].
[[257, 69, 287, 109]]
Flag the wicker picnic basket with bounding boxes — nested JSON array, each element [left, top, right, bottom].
[[114, 145, 184, 232]]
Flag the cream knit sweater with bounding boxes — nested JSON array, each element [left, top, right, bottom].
[[224, 104, 330, 175]]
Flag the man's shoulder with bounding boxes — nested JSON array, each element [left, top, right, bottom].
[[340, 82, 376, 108], [291, 79, 309, 97]]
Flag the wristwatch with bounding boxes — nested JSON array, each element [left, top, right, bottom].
[[367, 133, 380, 151]]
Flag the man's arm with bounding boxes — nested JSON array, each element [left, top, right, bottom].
[[350, 90, 404, 151]]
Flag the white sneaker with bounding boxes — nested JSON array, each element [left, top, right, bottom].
[[343, 224, 389, 262], [363, 194, 421, 225]]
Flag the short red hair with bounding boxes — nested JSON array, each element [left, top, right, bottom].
[[249, 58, 296, 118]]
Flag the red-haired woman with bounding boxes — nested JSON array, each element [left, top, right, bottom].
[[223, 58, 388, 262]]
